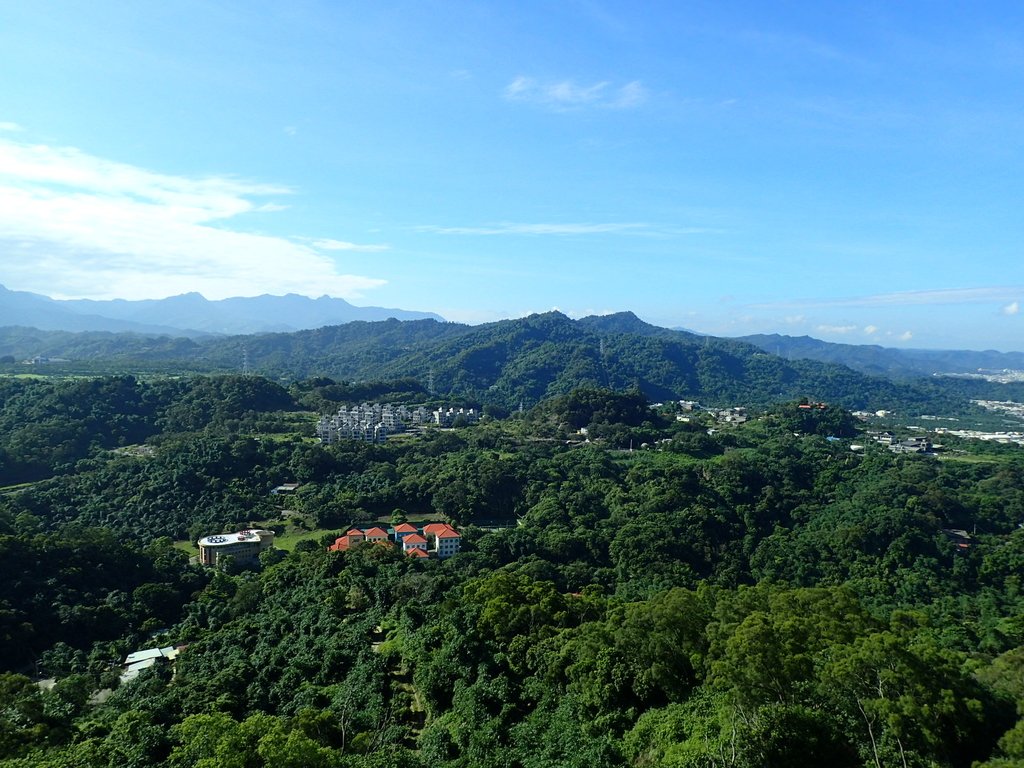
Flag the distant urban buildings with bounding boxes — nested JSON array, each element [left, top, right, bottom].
[[328, 522, 462, 559], [197, 529, 276, 567], [316, 402, 479, 444]]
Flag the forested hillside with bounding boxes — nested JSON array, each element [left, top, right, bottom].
[[741, 332, 1024, 378], [1, 375, 1024, 766], [4, 312, 1022, 416]]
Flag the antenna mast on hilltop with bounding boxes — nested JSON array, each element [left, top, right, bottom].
[[599, 337, 611, 387]]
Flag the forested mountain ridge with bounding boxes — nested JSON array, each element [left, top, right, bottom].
[[740, 332, 1024, 377], [4, 311, 1024, 416]]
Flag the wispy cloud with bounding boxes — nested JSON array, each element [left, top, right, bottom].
[[419, 221, 648, 236], [503, 76, 647, 110], [310, 238, 390, 253], [816, 324, 857, 334], [0, 122, 23, 132], [753, 286, 1024, 310], [1003, 301, 1020, 316], [863, 325, 879, 335], [0, 136, 386, 300]]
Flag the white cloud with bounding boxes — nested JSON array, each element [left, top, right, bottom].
[[419, 221, 649, 236], [754, 286, 1024, 310], [815, 325, 856, 335], [611, 81, 648, 108], [1003, 301, 1020, 315], [784, 314, 805, 324], [863, 325, 878, 335], [0, 136, 386, 300], [899, 331, 914, 341], [0, 122, 23, 132], [503, 76, 647, 110], [311, 238, 390, 252]]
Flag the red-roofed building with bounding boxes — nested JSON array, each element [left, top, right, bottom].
[[328, 536, 352, 552], [435, 527, 461, 558], [403, 533, 428, 554], [406, 547, 429, 559], [393, 523, 418, 544], [328, 527, 392, 553], [328, 522, 461, 558]]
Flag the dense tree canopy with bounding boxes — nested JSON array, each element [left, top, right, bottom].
[[0, 372, 1023, 766]]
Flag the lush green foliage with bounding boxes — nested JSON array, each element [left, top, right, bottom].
[[2, 374, 1024, 766], [5, 312, 1017, 417]]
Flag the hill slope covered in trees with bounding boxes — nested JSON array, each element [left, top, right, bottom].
[[1, 376, 1024, 766], [5, 312, 1022, 416]]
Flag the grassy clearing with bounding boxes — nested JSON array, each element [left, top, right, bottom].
[[173, 540, 199, 555], [272, 527, 337, 551], [938, 453, 1007, 464], [0, 480, 47, 494]]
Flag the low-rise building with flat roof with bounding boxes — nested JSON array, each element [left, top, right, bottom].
[[120, 645, 183, 684], [198, 529, 275, 567]]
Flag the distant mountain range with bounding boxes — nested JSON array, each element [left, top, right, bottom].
[[737, 333, 1024, 378], [0, 285, 443, 335], [1, 287, 1022, 413]]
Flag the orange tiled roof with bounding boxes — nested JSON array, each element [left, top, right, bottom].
[[406, 548, 429, 558], [404, 533, 428, 545], [394, 523, 418, 533], [364, 527, 389, 538]]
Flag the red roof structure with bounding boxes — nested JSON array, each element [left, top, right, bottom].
[[328, 537, 352, 552], [423, 523, 454, 536], [330, 521, 462, 557]]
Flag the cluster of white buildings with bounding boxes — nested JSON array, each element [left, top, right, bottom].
[[433, 407, 480, 427], [316, 403, 424, 444], [316, 402, 480, 444]]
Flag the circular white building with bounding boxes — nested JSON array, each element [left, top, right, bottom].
[[197, 529, 275, 567]]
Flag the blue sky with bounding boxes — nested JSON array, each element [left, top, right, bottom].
[[1, 1, 1022, 350]]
